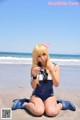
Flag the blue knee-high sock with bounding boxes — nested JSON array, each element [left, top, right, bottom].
[[57, 99, 76, 111], [12, 98, 30, 110]]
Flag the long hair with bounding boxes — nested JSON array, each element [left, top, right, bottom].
[[32, 44, 51, 68]]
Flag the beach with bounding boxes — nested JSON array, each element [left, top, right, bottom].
[[0, 64, 80, 120]]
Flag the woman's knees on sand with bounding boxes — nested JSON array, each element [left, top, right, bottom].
[[45, 106, 58, 117], [34, 105, 44, 116]]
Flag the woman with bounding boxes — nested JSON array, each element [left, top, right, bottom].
[[12, 44, 76, 116]]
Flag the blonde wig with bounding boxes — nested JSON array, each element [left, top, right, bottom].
[[32, 44, 51, 67]]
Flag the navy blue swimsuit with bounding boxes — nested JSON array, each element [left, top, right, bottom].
[[32, 80, 54, 102], [31, 63, 56, 101]]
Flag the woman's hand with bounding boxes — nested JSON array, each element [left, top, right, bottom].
[[32, 66, 40, 77]]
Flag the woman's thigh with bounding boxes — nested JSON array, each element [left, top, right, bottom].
[[30, 95, 44, 107], [29, 95, 45, 114], [44, 96, 58, 116]]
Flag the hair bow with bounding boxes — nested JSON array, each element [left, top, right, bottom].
[[42, 41, 50, 48]]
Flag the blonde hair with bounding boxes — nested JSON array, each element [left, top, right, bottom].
[[32, 44, 51, 67]]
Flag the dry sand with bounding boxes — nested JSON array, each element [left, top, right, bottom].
[[0, 87, 80, 120], [0, 64, 80, 120]]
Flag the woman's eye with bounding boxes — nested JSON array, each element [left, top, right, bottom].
[[38, 55, 41, 58], [43, 53, 46, 56], [38, 53, 46, 58]]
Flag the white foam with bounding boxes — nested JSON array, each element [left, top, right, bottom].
[[0, 57, 80, 65], [51, 59, 80, 65], [0, 57, 32, 64]]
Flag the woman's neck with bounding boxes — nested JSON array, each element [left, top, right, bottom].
[[41, 62, 47, 69]]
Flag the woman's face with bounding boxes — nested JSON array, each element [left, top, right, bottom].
[[37, 53, 47, 64]]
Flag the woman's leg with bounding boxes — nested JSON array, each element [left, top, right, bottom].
[[44, 96, 62, 117], [24, 95, 44, 116]]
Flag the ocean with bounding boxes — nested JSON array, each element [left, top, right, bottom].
[[0, 52, 80, 65]]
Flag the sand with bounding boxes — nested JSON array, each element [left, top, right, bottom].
[[0, 88, 80, 120], [0, 64, 80, 120]]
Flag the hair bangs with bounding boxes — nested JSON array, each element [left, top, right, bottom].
[[36, 45, 48, 57]]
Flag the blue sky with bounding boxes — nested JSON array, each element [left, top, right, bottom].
[[0, 0, 80, 54]]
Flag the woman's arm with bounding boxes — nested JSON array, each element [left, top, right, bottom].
[[51, 65, 60, 87], [47, 63, 60, 87], [31, 66, 40, 89], [31, 78, 39, 89]]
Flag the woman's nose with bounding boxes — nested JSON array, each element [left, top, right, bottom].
[[41, 55, 45, 59]]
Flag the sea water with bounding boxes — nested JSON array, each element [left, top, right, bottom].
[[0, 52, 80, 65]]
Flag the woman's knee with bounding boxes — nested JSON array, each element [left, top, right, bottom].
[[30, 96, 44, 116], [34, 106, 44, 116], [45, 107, 58, 117]]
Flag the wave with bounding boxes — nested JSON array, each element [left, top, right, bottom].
[[51, 59, 80, 65], [0, 57, 80, 65], [0, 57, 32, 64]]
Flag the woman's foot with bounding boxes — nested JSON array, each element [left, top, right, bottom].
[[57, 99, 76, 111], [12, 98, 29, 110]]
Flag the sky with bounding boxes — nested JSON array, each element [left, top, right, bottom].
[[0, 0, 80, 54]]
